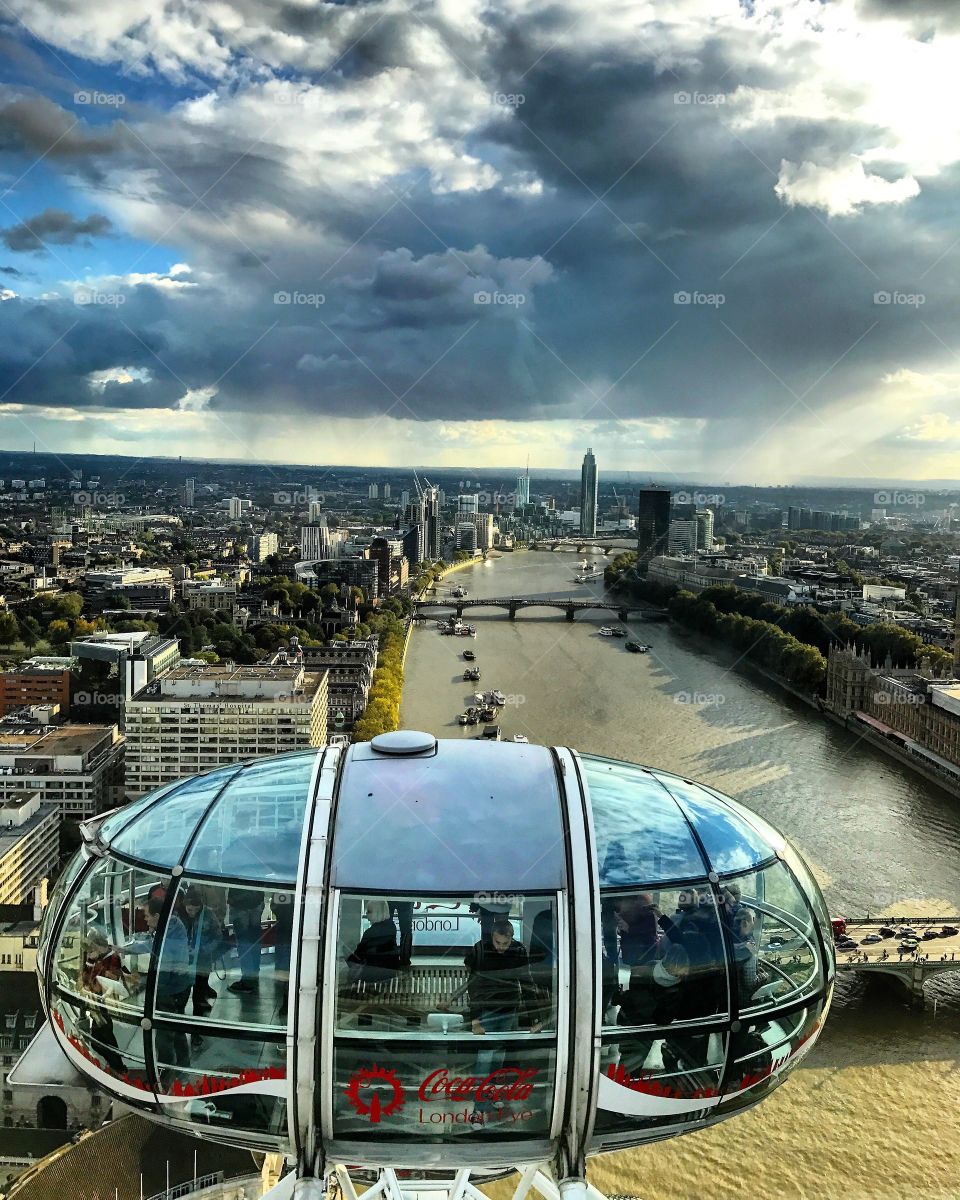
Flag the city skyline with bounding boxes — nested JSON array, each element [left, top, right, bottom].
[[1, 3, 960, 479]]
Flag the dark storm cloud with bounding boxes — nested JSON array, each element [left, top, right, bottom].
[[0, 0, 957, 445], [1, 264, 23, 276], [0, 91, 127, 160], [1, 207, 113, 252]]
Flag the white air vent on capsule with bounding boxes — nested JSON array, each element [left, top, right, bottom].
[[369, 729, 438, 756]]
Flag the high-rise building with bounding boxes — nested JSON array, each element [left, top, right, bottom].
[[368, 483, 379, 500], [458, 494, 479, 515], [637, 487, 671, 571], [182, 477, 195, 507], [124, 664, 327, 796], [301, 524, 330, 561], [308, 500, 325, 523], [456, 522, 478, 553], [696, 509, 714, 550], [227, 497, 244, 520], [400, 489, 411, 510], [668, 518, 698, 554], [382, 483, 391, 500], [580, 449, 598, 537], [424, 485, 441, 560], [246, 531, 279, 563], [516, 473, 531, 507]]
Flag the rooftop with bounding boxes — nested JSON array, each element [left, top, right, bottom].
[[0, 724, 118, 758]]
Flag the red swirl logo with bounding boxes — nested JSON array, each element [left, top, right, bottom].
[[344, 1066, 405, 1123]]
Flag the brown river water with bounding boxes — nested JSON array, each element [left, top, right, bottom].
[[400, 551, 960, 1200]]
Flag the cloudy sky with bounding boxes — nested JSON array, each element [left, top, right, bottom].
[[1, 0, 958, 481]]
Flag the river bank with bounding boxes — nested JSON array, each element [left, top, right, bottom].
[[402, 550, 960, 1200]]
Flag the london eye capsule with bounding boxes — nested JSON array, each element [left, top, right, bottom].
[[29, 732, 834, 1198]]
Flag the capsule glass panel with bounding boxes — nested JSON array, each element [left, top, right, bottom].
[[330, 891, 558, 1144], [186, 753, 315, 882], [652, 773, 774, 874], [152, 1029, 287, 1141], [581, 757, 706, 886], [110, 769, 239, 869], [595, 1027, 726, 1138]]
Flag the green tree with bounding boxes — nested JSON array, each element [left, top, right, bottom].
[[0, 612, 20, 645]]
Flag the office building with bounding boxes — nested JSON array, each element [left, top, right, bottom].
[[0, 658, 73, 719], [456, 522, 478, 553], [668, 518, 698, 554], [70, 633, 181, 705], [696, 509, 714, 550], [516, 472, 531, 507], [124, 664, 328, 796], [368, 538, 407, 597], [458, 495, 479, 515], [580, 448, 598, 538], [301, 639, 377, 728], [637, 487, 671, 572], [0, 793, 58, 906], [294, 556, 379, 600], [0, 724, 124, 820], [182, 580, 237, 612], [300, 524, 330, 561]]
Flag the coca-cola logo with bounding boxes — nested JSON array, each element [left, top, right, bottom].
[[418, 1067, 537, 1104]]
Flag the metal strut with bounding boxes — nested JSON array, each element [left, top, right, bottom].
[[259, 1164, 623, 1200]]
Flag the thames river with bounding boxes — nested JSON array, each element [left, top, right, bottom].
[[400, 550, 960, 1200]]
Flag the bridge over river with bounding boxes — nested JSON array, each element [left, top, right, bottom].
[[414, 596, 666, 621], [833, 915, 960, 1006]]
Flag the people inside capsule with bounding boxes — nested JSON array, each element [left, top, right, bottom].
[[347, 899, 405, 983], [78, 929, 130, 1075], [118, 896, 192, 1070], [181, 886, 223, 1017], [454, 918, 543, 1122]]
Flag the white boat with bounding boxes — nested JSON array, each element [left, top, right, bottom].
[[598, 626, 615, 637], [513, 734, 529, 744], [491, 690, 506, 705]]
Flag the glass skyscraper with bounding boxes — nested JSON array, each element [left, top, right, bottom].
[[580, 448, 598, 537]]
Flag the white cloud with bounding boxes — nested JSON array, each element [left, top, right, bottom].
[[86, 365, 153, 392], [775, 157, 919, 217]]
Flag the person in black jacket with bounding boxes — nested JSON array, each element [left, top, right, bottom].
[[347, 900, 403, 983], [452, 919, 543, 1121]]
